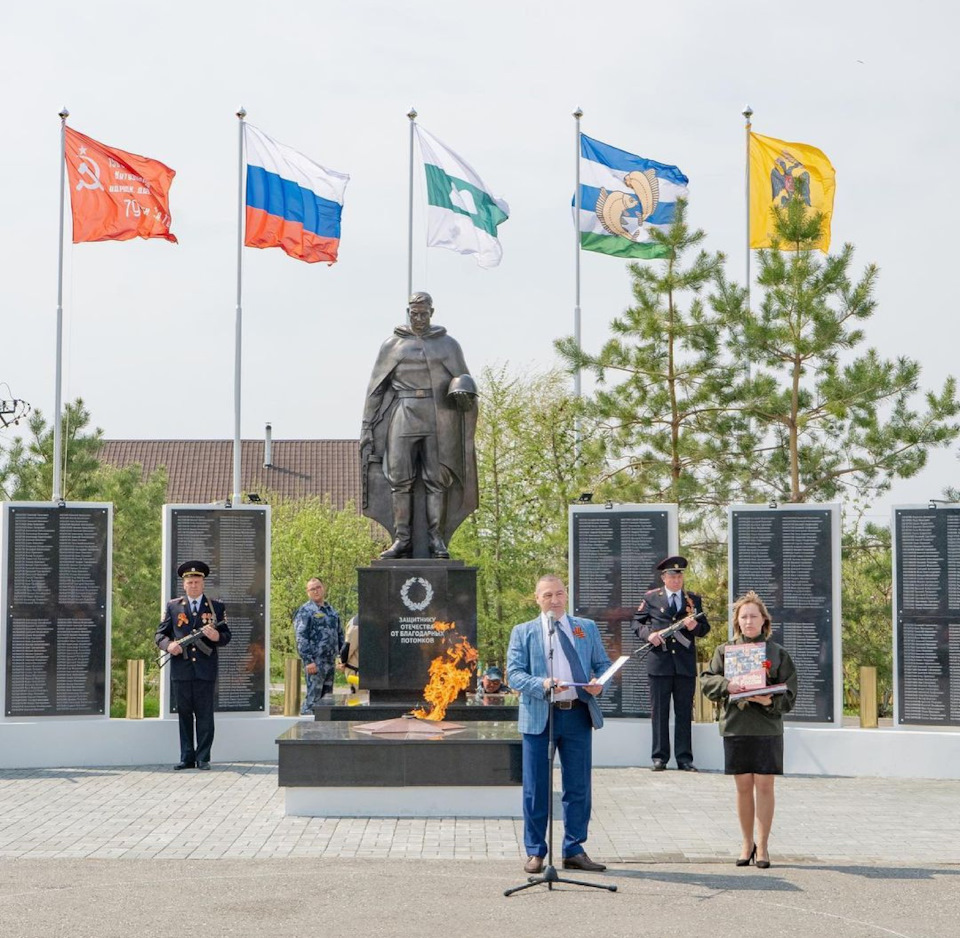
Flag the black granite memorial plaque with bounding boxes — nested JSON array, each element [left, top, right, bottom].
[[730, 507, 836, 723], [357, 559, 477, 704], [166, 507, 267, 712], [4, 504, 109, 717], [895, 507, 960, 725], [570, 506, 671, 718]]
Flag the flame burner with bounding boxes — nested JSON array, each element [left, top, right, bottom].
[[352, 716, 467, 739]]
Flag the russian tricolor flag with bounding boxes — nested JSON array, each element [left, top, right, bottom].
[[243, 123, 349, 264]]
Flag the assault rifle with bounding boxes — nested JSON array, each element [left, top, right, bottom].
[[632, 611, 707, 664], [157, 622, 225, 669]]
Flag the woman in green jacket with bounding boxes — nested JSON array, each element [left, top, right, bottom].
[[700, 591, 798, 869]]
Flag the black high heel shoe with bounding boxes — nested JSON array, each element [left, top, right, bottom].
[[736, 844, 756, 867], [756, 850, 771, 869]]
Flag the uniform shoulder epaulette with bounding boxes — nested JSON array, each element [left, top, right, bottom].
[[170, 596, 185, 604]]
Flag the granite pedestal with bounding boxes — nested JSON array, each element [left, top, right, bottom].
[[358, 559, 477, 703], [277, 720, 522, 817]]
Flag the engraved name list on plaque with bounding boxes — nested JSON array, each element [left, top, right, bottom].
[[894, 505, 960, 726], [569, 504, 677, 718], [2, 503, 111, 718], [163, 505, 269, 714], [729, 504, 841, 724]]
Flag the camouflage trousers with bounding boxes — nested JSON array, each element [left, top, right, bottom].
[[302, 664, 335, 714]]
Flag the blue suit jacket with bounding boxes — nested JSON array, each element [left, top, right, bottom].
[[507, 615, 612, 735]]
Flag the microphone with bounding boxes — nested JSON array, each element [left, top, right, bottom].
[[546, 610, 556, 635]]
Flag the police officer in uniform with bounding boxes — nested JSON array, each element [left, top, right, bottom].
[[633, 555, 710, 771], [156, 561, 231, 770]]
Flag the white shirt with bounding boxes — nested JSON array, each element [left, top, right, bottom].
[[540, 612, 578, 701], [190, 595, 204, 614]]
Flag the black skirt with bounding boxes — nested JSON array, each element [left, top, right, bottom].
[[723, 735, 783, 775]]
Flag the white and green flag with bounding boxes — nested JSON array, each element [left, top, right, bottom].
[[415, 126, 509, 269]]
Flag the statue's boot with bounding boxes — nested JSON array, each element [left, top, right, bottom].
[[426, 492, 450, 559], [379, 493, 413, 559]]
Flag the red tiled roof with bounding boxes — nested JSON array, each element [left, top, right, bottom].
[[97, 439, 361, 508]]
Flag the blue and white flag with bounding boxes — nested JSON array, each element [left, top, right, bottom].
[[577, 134, 688, 259]]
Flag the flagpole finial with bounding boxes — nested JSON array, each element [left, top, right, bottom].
[[743, 105, 753, 121], [407, 108, 417, 121], [237, 106, 247, 120], [573, 107, 583, 120], [59, 107, 69, 120]]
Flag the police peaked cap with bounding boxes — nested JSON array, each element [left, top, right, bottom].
[[177, 560, 210, 578], [657, 555, 688, 574]]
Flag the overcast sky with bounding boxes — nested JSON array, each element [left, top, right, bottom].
[[1, 1, 957, 523]]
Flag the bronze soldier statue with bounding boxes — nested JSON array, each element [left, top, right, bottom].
[[361, 292, 478, 559]]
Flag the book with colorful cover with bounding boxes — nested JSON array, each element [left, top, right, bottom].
[[723, 642, 789, 701], [724, 642, 768, 689]]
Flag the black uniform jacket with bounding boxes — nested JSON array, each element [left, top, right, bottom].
[[633, 587, 710, 677], [156, 595, 231, 682]]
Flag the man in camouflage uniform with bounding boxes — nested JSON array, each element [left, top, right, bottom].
[[294, 578, 343, 714]]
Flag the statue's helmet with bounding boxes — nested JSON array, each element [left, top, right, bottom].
[[408, 291, 434, 310], [447, 374, 478, 398]]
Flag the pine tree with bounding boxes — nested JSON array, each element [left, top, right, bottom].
[[556, 199, 748, 544], [719, 193, 960, 503]]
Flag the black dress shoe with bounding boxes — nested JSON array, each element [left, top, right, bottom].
[[563, 852, 607, 872], [197, 761, 211, 771], [174, 762, 196, 771], [652, 759, 666, 772], [756, 851, 771, 869], [523, 855, 544, 874], [677, 763, 698, 772]]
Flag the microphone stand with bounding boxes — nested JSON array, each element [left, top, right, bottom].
[[505, 612, 617, 896]]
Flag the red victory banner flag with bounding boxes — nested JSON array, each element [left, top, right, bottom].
[[64, 126, 177, 243]]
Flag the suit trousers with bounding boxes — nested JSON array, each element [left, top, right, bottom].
[[521, 704, 593, 859], [649, 674, 695, 766], [174, 679, 216, 764]]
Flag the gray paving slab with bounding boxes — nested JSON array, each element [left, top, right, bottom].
[[1, 763, 959, 866], [1, 764, 959, 935]]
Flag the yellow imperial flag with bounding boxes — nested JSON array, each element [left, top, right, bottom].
[[749, 132, 835, 251]]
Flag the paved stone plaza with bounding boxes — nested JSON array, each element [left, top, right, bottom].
[[1, 764, 958, 937], [1, 763, 959, 864]]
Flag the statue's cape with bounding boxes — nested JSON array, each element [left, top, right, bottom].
[[361, 325, 478, 543]]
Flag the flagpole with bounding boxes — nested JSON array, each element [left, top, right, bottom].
[[573, 107, 583, 457], [573, 107, 583, 401], [52, 107, 68, 503], [233, 107, 246, 505], [743, 105, 753, 388], [406, 107, 417, 308]]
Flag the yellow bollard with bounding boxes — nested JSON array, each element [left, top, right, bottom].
[[125, 659, 144, 720], [693, 673, 715, 723], [283, 657, 303, 716], [859, 666, 878, 728]]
